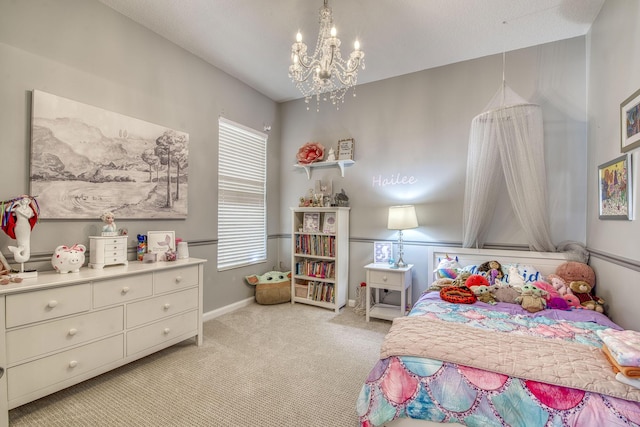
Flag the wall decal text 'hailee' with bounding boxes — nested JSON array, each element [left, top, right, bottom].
[[372, 173, 418, 187]]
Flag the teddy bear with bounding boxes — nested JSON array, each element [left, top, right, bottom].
[[569, 280, 605, 313], [515, 283, 546, 313], [555, 262, 596, 289]]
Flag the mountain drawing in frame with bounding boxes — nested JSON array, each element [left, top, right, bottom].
[[30, 90, 188, 219]]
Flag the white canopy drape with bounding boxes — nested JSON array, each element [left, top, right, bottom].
[[462, 82, 555, 252]]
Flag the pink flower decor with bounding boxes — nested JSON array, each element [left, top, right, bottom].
[[297, 142, 325, 164]]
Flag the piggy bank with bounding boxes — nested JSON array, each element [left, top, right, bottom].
[[51, 244, 86, 273]]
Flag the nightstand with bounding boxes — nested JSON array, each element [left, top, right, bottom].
[[364, 263, 413, 322]]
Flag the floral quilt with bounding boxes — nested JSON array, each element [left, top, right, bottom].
[[357, 292, 640, 427]]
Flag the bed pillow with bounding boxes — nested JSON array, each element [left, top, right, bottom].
[[502, 264, 541, 284]]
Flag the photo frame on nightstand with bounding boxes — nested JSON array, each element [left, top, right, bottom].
[[373, 241, 393, 264]]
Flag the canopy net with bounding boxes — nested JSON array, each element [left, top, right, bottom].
[[462, 82, 555, 252]]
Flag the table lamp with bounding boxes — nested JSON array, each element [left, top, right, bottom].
[[387, 205, 418, 268]]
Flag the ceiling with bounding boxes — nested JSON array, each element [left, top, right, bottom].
[[97, 0, 605, 103]]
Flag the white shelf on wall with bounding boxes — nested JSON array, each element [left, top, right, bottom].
[[294, 159, 355, 179]]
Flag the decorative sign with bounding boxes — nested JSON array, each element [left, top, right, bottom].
[[337, 138, 354, 160], [372, 173, 418, 187]]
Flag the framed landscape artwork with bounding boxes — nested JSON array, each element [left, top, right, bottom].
[[30, 90, 189, 219], [598, 154, 632, 220]]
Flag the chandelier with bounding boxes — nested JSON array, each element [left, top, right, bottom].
[[288, 0, 365, 111]]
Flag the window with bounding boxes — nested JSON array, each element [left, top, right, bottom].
[[217, 117, 267, 271]]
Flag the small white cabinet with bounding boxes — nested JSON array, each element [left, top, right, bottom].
[[89, 235, 128, 269], [364, 263, 413, 322], [0, 258, 206, 426]]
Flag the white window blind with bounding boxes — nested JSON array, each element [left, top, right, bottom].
[[217, 117, 267, 271]]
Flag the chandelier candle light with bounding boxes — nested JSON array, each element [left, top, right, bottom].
[[289, 0, 365, 111], [387, 205, 418, 269]]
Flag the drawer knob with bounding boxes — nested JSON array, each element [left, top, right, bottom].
[[163, 328, 171, 335], [68, 328, 78, 336], [47, 300, 58, 308], [69, 360, 78, 368], [121, 286, 130, 294], [382, 276, 388, 282], [163, 303, 171, 310], [175, 275, 183, 283]]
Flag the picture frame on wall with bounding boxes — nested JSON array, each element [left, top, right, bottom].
[[302, 212, 320, 233], [598, 154, 632, 220], [147, 230, 176, 260], [337, 138, 354, 160], [621, 87, 640, 153], [373, 241, 393, 264], [322, 212, 337, 234]]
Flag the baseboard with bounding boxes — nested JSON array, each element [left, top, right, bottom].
[[203, 297, 255, 322]]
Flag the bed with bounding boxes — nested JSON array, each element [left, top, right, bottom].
[[357, 246, 640, 427]]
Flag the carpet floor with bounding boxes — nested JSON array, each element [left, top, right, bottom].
[[9, 302, 391, 426]]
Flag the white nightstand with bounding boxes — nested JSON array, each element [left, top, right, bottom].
[[364, 263, 413, 322]]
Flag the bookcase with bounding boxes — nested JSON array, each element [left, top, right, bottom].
[[290, 207, 350, 313]]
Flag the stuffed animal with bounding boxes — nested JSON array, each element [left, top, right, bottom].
[[452, 271, 471, 287], [471, 284, 496, 305], [465, 274, 490, 289], [563, 293, 581, 309], [547, 296, 570, 310], [507, 266, 526, 289], [490, 282, 521, 304], [532, 280, 558, 301], [546, 273, 570, 296], [569, 280, 605, 313], [434, 254, 461, 279], [245, 271, 292, 305], [428, 277, 454, 291], [555, 262, 596, 289], [515, 283, 546, 313], [478, 260, 504, 284]]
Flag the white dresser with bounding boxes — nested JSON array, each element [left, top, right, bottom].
[[0, 258, 206, 427]]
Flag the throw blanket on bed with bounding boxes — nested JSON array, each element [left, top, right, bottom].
[[381, 316, 640, 402]]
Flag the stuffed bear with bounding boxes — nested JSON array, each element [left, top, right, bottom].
[[555, 262, 596, 289], [569, 280, 605, 313], [515, 284, 546, 313]]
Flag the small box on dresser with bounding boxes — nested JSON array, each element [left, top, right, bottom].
[[89, 235, 128, 269]]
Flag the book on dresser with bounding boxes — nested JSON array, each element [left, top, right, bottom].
[[290, 207, 349, 313]]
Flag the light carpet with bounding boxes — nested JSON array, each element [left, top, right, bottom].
[[9, 302, 391, 426]]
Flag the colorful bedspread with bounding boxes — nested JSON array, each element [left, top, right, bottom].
[[357, 292, 640, 427]]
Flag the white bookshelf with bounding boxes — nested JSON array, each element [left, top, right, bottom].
[[290, 207, 350, 313]]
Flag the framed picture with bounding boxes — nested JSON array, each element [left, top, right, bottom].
[[147, 231, 176, 260], [322, 212, 337, 234], [30, 90, 189, 219], [337, 138, 354, 160], [302, 212, 320, 233], [621, 88, 640, 152], [598, 154, 632, 220], [373, 241, 393, 264]]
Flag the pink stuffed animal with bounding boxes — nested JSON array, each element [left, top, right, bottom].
[[532, 280, 559, 301], [563, 293, 581, 309], [546, 274, 570, 296]]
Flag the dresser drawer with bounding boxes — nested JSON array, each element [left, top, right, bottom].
[[93, 273, 153, 308], [127, 310, 197, 356], [368, 270, 404, 289], [154, 265, 199, 294], [126, 288, 199, 328], [7, 334, 123, 401], [6, 306, 123, 364], [5, 283, 91, 328], [103, 241, 126, 253]]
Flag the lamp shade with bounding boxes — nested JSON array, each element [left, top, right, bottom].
[[387, 205, 418, 230]]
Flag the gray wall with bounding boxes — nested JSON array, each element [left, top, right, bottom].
[[0, 0, 281, 313], [279, 37, 588, 305], [587, 0, 640, 330]]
